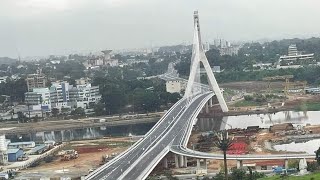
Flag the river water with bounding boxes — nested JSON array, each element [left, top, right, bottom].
[[6, 122, 155, 143], [196, 111, 320, 154], [7, 111, 320, 153]]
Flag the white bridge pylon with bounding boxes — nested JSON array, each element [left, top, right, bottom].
[[184, 11, 228, 112]]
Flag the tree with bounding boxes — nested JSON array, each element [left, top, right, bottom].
[[307, 161, 318, 172], [230, 168, 246, 180], [316, 147, 320, 165], [61, 107, 70, 115], [94, 102, 105, 116], [17, 111, 26, 123], [71, 107, 85, 116], [214, 130, 233, 180], [51, 108, 59, 117]]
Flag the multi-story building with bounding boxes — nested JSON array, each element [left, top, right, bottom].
[[26, 74, 47, 92], [25, 88, 51, 112], [219, 46, 240, 56], [75, 78, 91, 85], [69, 84, 101, 109], [50, 82, 70, 109], [277, 44, 315, 69], [166, 80, 186, 94], [87, 50, 119, 69], [25, 81, 101, 112]]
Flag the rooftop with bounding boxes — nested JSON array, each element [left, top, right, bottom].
[[29, 145, 47, 153], [9, 141, 35, 146], [7, 148, 22, 154]]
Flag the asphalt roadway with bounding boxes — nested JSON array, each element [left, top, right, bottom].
[[85, 95, 192, 179], [120, 93, 212, 180]]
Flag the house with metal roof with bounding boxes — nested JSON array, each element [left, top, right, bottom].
[[7, 148, 23, 162], [28, 145, 48, 155], [8, 141, 35, 149]]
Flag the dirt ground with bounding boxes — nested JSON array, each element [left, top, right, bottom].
[[221, 81, 283, 93], [17, 138, 131, 179]]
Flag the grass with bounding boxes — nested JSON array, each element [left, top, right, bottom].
[[259, 172, 320, 180], [295, 101, 320, 111], [233, 100, 264, 107]]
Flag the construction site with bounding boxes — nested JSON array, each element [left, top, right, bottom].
[[220, 75, 320, 116], [13, 137, 133, 179]]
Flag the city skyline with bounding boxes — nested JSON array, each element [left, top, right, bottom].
[[1, 0, 320, 58]]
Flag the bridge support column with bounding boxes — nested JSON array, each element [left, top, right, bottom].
[[204, 159, 207, 170], [183, 156, 188, 167], [209, 97, 213, 107], [163, 157, 168, 169], [205, 103, 209, 113], [197, 159, 201, 169], [237, 160, 243, 169], [284, 159, 288, 170], [175, 155, 179, 168], [179, 155, 184, 168]]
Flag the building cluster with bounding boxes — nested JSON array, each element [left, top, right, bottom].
[[0, 134, 56, 165], [277, 44, 316, 69], [213, 39, 240, 56], [25, 77, 101, 114], [84, 50, 119, 70]]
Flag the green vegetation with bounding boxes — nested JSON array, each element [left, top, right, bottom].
[[0, 78, 27, 102], [234, 100, 263, 107], [295, 102, 320, 111], [258, 172, 320, 180], [176, 37, 320, 85], [233, 94, 285, 107], [93, 67, 182, 115]]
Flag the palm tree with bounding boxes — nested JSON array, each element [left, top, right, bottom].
[[214, 130, 233, 180]]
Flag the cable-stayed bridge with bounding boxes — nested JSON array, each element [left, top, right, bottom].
[[86, 11, 313, 180]]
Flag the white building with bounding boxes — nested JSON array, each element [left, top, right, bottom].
[[87, 50, 119, 68], [75, 78, 91, 85], [0, 76, 8, 84], [166, 80, 186, 94], [24, 81, 101, 112], [219, 46, 240, 56], [69, 84, 101, 109], [50, 81, 71, 109], [277, 44, 315, 69], [25, 88, 51, 112]]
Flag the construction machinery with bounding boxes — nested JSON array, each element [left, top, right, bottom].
[[262, 75, 306, 96], [59, 150, 79, 161]]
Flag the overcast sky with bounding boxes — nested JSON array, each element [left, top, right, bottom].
[[1, 0, 320, 58]]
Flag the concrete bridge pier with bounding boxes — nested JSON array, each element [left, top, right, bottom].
[[175, 155, 179, 168], [209, 97, 213, 107], [285, 159, 288, 169], [197, 159, 201, 169], [179, 155, 184, 168], [205, 102, 209, 113], [163, 157, 168, 169], [183, 156, 188, 167], [236, 160, 243, 169]]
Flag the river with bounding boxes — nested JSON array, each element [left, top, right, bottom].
[[7, 111, 320, 153]]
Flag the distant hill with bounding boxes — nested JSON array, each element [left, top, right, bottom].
[[0, 57, 17, 65]]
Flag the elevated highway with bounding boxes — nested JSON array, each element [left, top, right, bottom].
[[86, 96, 192, 179]]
